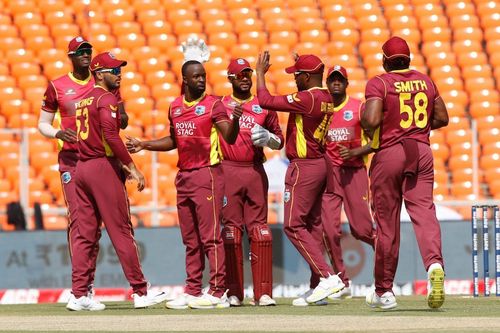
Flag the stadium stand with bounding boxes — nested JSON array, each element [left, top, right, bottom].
[[0, 0, 498, 229]]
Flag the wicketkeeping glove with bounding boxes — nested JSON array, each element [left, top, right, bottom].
[[251, 124, 281, 150], [180, 35, 210, 63]]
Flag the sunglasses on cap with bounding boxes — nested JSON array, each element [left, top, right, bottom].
[[228, 71, 252, 80], [70, 48, 92, 57], [98, 67, 122, 75], [294, 71, 309, 78]]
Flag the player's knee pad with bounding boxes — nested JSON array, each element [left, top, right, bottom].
[[250, 225, 273, 299], [222, 225, 244, 300]]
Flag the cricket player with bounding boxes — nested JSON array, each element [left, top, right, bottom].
[[293, 65, 377, 306], [361, 36, 449, 309], [68, 52, 167, 311], [255, 52, 345, 304], [219, 58, 284, 307], [38, 37, 128, 301], [126, 60, 242, 310]]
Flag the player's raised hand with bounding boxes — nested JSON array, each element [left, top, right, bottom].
[[125, 135, 144, 153], [256, 51, 271, 75], [180, 35, 210, 63], [232, 104, 243, 119], [56, 128, 77, 143]]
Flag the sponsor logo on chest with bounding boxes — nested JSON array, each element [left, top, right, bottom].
[[327, 127, 352, 142], [65, 89, 76, 95], [175, 121, 197, 136], [239, 114, 257, 129], [173, 107, 182, 116]]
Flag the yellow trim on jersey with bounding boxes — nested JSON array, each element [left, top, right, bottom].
[[183, 93, 206, 107], [371, 127, 381, 149], [230, 94, 254, 104], [209, 125, 221, 165], [102, 134, 114, 157], [295, 114, 307, 158], [68, 71, 92, 85], [333, 96, 349, 112], [389, 69, 411, 74], [361, 129, 369, 165]]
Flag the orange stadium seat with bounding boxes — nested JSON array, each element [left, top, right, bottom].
[[131, 0, 162, 11], [480, 154, 500, 170], [11, 62, 41, 78], [470, 89, 499, 106], [228, 8, 259, 22], [145, 70, 176, 88], [86, 22, 112, 36], [1, 99, 31, 118], [446, 2, 475, 16], [265, 18, 294, 33], [137, 9, 166, 25], [260, 7, 289, 22], [0, 37, 24, 53], [137, 56, 169, 75], [105, 7, 135, 25], [238, 31, 268, 48], [88, 34, 117, 53], [42, 61, 71, 81], [6, 48, 36, 65], [0, 87, 23, 101], [13, 12, 43, 27], [143, 20, 173, 36], [43, 215, 67, 231], [113, 21, 142, 36], [148, 34, 177, 53], [385, 6, 414, 19], [0, 25, 18, 38], [204, 19, 233, 34], [299, 30, 329, 44], [117, 33, 146, 50], [122, 71, 145, 86], [450, 14, 480, 30], [151, 82, 181, 100], [50, 23, 80, 40], [0, 75, 16, 89], [44, 9, 75, 25], [483, 142, 500, 156], [476, 115, 500, 131], [478, 128, 499, 145], [469, 101, 499, 118], [121, 84, 151, 100]]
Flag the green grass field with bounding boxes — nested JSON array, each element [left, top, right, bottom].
[[1, 296, 499, 332]]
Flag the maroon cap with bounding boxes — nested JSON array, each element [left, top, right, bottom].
[[382, 36, 410, 59], [90, 52, 127, 72], [327, 65, 348, 80], [67, 36, 92, 55], [285, 54, 324, 74], [227, 58, 252, 75]]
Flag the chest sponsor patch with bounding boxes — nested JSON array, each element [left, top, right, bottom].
[[65, 89, 76, 95], [343, 110, 354, 121], [195, 105, 205, 116], [252, 105, 262, 114]]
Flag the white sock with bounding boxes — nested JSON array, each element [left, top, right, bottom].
[[427, 262, 443, 275]]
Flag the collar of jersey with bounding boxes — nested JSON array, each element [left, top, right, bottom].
[[230, 94, 254, 104], [334, 95, 349, 112], [389, 69, 411, 73], [68, 71, 92, 85], [94, 84, 109, 92], [307, 86, 328, 92], [183, 93, 206, 107]]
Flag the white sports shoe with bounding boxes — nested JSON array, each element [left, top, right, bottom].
[[188, 291, 230, 309], [306, 274, 345, 303], [66, 294, 105, 311], [132, 290, 169, 309], [250, 294, 276, 306], [328, 284, 352, 300], [427, 263, 445, 309], [166, 293, 197, 310], [365, 290, 397, 310], [292, 289, 328, 307], [228, 295, 242, 307]]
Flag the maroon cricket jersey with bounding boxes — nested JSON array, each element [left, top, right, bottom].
[[365, 69, 441, 149], [219, 95, 283, 163], [257, 86, 334, 160], [169, 94, 230, 171], [75, 85, 132, 165], [325, 96, 366, 167]]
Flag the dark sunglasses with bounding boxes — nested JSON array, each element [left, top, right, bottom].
[[98, 67, 122, 75], [229, 71, 253, 80], [71, 48, 92, 57], [294, 71, 308, 78]]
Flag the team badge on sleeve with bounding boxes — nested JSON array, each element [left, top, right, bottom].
[[61, 172, 71, 184], [223, 195, 227, 207], [286, 95, 294, 103], [195, 105, 205, 116], [343, 110, 353, 121], [284, 189, 291, 203], [252, 105, 262, 114]]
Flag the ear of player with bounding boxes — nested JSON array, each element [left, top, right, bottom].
[[251, 124, 282, 149], [180, 35, 210, 64]]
